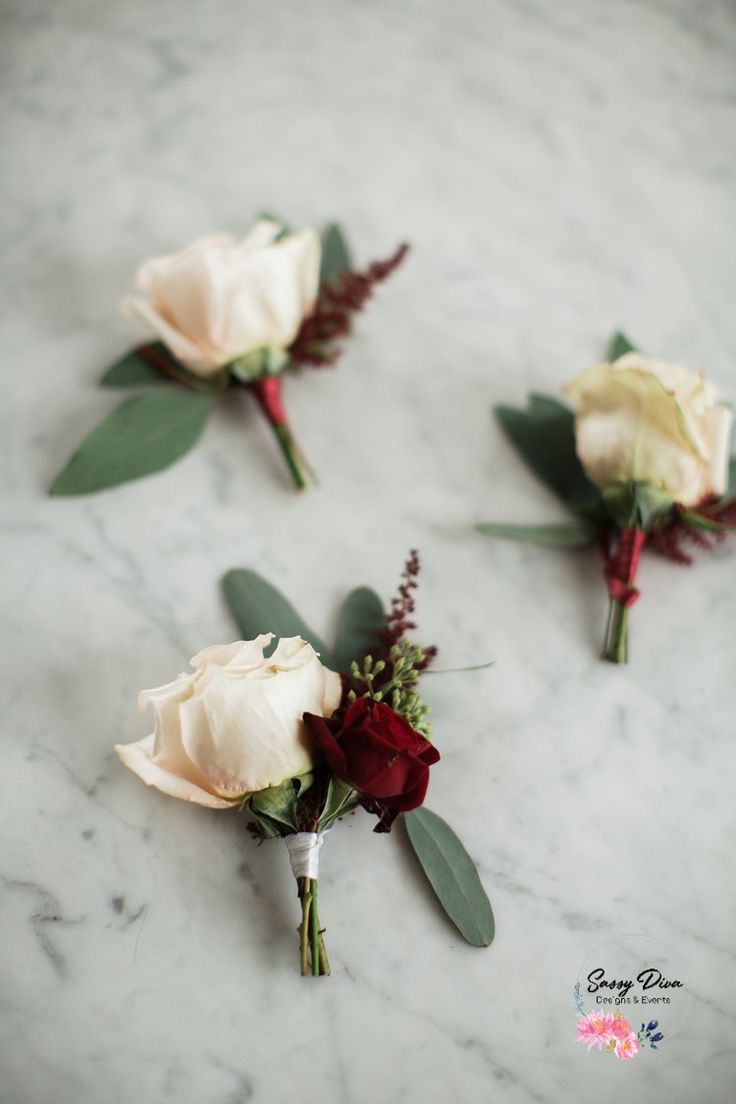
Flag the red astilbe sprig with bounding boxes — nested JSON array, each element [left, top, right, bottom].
[[378, 549, 438, 672], [288, 243, 409, 368], [649, 499, 736, 565]]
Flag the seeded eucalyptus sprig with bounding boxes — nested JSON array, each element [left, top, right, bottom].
[[348, 641, 433, 738]]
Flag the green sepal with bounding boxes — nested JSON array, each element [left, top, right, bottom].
[[404, 807, 494, 948], [333, 586, 385, 672], [494, 394, 605, 521], [247, 809, 283, 840], [476, 521, 595, 548], [602, 481, 673, 530], [320, 223, 352, 287], [317, 778, 358, 831], [248, 776, 313, 835], [229, 346, 289, 384], [607, 331, 637, 361], [222, 569, 333, 666], [49, 389, 215, 496]]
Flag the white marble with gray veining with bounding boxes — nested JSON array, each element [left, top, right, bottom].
[[2, 2, 736, 1102]]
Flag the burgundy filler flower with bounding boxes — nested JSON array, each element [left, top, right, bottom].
[[304, 698, 440, 831]]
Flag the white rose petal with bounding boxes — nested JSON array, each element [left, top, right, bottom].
[[121, 220, 321, 378], [115, 734, 234, 809], [566, 352, 733, 507], [115, 636, 342, 808]]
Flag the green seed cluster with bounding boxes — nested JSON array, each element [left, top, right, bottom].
[[349, 641, 432, 738]]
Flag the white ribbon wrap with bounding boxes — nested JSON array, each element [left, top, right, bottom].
[[284, 831, 326, 880]]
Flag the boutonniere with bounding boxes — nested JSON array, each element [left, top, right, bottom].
[[478, 333, 735, 663], [115, 553, 494, 976], [51, 217, 406, 495]]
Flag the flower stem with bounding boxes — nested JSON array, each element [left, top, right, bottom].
[[250, 376, 311, 491], [602, 599, 629, 664], [270, 421, 310, 491], [317, 927, 331, 976], [297, 877, 330, 977], [310, 879, 321, 977], [601, 527, 645, 665], [298, 877, 312, 976]]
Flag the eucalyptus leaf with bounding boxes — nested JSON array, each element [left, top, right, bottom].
[[49, 390, 215, 496], [404, 807, 494, 948], [424, 662, 495, 675], [476, 521, 595, 548], [100, 341, 229, 395], [318, 778, 358, 830], [727, 457, 736, 499], [494, 395, 604, 520], [333, 587, 385, 672], [222, 569, 333, 665], [320, 223, 352, 287], [607, 331, 637, 361], [100, 345, 167, 388]]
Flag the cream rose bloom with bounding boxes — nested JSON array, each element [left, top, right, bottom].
[[122, 220, 320, 378], [566, 353, 733, 507], [115, 636, 342, 808]]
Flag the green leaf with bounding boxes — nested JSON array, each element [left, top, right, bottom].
[[494, 395, 605, 520], [424, 662, 495, 675], [257, 212, 292, 240], [320, 223, 352, 287], [476, 521, 595, 548], [49, 390, 215, 496], [333, 587, 385, 672], [318, 777, 358, 830], [607, 331, 637, 361], [404, 807, 494, 948], [100, 342, 229, 395], [100, 345, 166, 387], [222, 569, 333, 665], [727, 457, 736, 499]]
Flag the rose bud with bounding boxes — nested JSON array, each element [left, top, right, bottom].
[[303, 698, 440, 831], [566, 352, 733, 508], [115, 636, 341, 807], [122, 220, 320, 378]]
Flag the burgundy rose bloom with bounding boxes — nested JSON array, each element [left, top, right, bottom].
[[304, 698, 440, 831]]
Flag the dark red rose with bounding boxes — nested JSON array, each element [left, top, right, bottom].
[[304, 698, 440, 831]]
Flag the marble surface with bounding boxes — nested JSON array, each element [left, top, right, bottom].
[[2, 2, 736, 1102]]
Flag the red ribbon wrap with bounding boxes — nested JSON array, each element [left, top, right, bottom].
[[251, 376, 287, 426], [602, 527, 646, 607]]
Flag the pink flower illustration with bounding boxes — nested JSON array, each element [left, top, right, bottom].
[[576, 1011, 616, 1050], [611, 1015, 634, 1041], [615, 1033, 640, 1061]]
